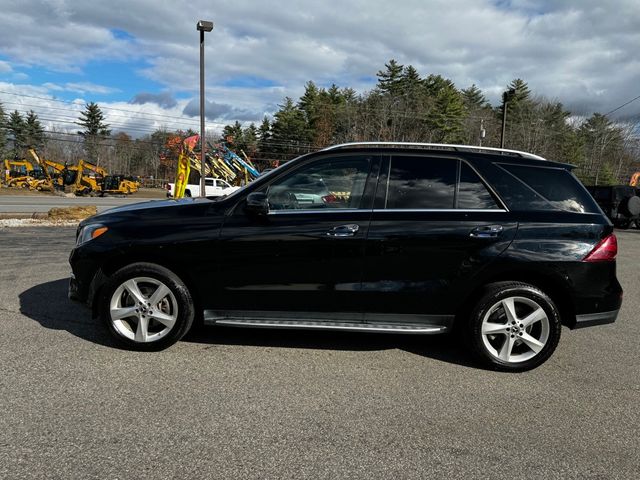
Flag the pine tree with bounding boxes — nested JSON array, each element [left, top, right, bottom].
[[376, 59, 404, 96], [24, 110, 45, 150], [77, 102, 111, 164], [270, 97, 309, 158], [7, 110, 25, 157], [298, 81, 320, 125], [424, 77, 465, 143], [257, 117, 272, 154], [240, 123, 258, 156], [222, 121, 243, 144], [461, 84, 488, 110], [400, 65, 422, 96]]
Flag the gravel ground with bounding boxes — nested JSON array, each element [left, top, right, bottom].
[[0, 228, 638, 479]]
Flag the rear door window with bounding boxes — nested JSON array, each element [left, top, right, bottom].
[[458, 163, 499, 209], [384, 156, 499, 210], [386, 156, 456, 209]]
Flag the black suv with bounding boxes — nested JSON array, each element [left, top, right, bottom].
[[585, 185, 640, 229], [69, 143, 622, 371]]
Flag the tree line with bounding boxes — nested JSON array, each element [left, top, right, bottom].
[[224, 60, 640, 185], [1, 60, 639, 185]]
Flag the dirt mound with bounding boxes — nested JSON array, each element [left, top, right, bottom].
[[47, 206, 97, 220]]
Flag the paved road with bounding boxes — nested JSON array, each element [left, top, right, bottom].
[[0, 194, 158, 213], [0, 228, 639, 479]]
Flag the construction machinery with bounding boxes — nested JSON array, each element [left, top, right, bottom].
[[101, 174, 139, 195], [2, 159, 36, 188], [25, 149, 55, 191], [42, 159, 75, 189], [73, 160, 107, 195]]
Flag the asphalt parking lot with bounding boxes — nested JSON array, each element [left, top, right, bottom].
[[0, 227, 638, 479]]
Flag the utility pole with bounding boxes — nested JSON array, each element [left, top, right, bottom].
[[479, 119, 486, 147], [197, 20, 214, 197], [500, 88, 516, 149]]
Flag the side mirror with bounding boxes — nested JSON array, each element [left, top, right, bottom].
[[245, 192, 269, 215]]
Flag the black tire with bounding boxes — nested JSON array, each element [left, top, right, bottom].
[[99, 262, 194, 351], [185, 190, 192, 197], [466, 282, 562, 372]]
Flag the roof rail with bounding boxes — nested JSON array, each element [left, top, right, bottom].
[[322, 142, 547, 161]]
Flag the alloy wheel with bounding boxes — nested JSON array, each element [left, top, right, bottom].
[[109, 276, 178, 343], [480, 296, 550, 363]]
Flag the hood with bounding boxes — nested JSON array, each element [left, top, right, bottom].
[[80, 197, 213, 226]]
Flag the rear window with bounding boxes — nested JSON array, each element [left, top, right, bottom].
[[498, 164, 600, 213]]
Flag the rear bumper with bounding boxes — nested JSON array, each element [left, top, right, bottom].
[[574, 309, 619, 328]]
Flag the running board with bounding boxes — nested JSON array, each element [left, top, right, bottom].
[[204, 312, 450, 335]]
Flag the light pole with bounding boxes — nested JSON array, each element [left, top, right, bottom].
[[500, 88, 516, 149], [197, 20, 213, 197]]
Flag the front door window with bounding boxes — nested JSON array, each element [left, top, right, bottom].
[[267, 157, 372, 211]]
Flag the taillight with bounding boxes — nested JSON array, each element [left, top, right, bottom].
[[322, 194, 337, 204], [583, 234, 618, 262]]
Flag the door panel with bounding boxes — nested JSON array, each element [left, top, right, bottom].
[[361, 210, 517, 317], [215, 210, 372, 313]]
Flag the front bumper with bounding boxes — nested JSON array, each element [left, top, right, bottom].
[[68, 273, 82, 302]]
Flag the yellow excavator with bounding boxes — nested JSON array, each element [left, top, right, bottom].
[[101, 174, 139, 195], [2, 159, 36, 188], [25, 149, 55, 191], [73, 159, 107, 195]]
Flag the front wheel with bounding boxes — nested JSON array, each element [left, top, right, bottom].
[[100, 263, 194, 350], [466, 282, 562, 372]]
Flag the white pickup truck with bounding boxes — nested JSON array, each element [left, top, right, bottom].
[[167, 177, 241, 198]]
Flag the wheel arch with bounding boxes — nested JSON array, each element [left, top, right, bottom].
[[455, 268, 576, 328], [91, 253, 203, 321]]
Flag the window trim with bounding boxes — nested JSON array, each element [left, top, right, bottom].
[[268, 208, 369, 215], [267, 207, 508, 216]]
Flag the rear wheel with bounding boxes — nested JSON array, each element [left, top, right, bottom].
[[467, 282, 561, 371], [100, 263, 194, 350]]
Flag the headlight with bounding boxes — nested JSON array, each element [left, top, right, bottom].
[[76, 224, 108, 246]]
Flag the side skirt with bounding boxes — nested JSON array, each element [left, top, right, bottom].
[[203, 310, 453, 335]]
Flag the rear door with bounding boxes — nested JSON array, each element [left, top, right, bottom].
[[361, 154, 518, 323]]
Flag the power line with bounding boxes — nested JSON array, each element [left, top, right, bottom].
[[604, 94, 640, 117], [0, 89, 209, 124]]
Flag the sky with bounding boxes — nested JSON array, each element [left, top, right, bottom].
[[0, 0, 639, 138]]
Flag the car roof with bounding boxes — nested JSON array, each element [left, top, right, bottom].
[[317, 142, 573, 169], [323, 142, 546, 160]]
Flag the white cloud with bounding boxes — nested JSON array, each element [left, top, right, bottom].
[[1, 0, 640, 130], [0, 82, 226, 139], [43, 82, 121, 95], [0, 60, 12, 73]]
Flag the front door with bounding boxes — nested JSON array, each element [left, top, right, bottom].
[[214, 154, 380, 317]]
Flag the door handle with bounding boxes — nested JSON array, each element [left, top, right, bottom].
[[470, 225, 503, 238], [327, 224, 360, 237]]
